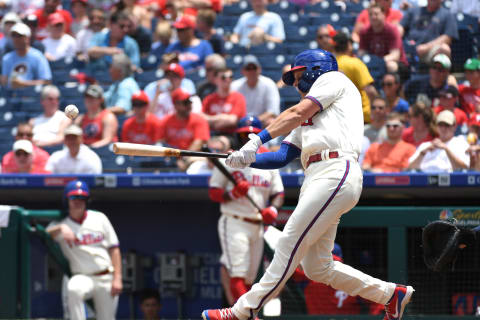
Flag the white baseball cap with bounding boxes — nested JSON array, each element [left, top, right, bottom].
[[436, 110, 456, 126], [432, 54, 451, 70], [64, 124, 83, 136], [10, 23, 31, 38], [13, 139, 33, 154]]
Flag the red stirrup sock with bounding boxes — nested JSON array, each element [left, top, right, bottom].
[[230, 277, 248, 302]]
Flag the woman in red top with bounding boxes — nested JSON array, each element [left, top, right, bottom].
[[402, 102, 437, 147], [75, 84, 119, 148]]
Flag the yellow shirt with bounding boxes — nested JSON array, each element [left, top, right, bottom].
[[336, 54, 374, 123]]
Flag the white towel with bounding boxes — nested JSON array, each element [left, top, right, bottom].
[[0, 205, 11, 228]]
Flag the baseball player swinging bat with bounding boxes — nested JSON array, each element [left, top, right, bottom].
[[113, 142, 229, 158], [203, 145, 263, 213]]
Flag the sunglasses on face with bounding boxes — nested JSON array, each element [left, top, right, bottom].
[[17, 132, 33, 138], [317, 34, 330, 39], [439, 93, 455, 99], [382, 81, 395, 87], [15, 150, 30, 157], [220, 74, 233, 80], [244, 65, 258, 71], [371, 105, 385, 111], [386, 123, 402, 129], [132, 101, 148, 107], [118, 23, 130, 30]]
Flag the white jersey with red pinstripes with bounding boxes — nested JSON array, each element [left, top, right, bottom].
[[209, 159, 284, 219], [48, 210, 119, 275], [283, 71, 364, 169]]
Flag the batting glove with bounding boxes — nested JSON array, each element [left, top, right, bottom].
[[226, 134, 262, 168], [229, 180, 250, 199], [261, 206, 278, 225]]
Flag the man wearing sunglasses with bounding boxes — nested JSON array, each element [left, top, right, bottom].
[[2, 122, 50, 173], [231, 55, 280, 127], [403, 53, 457, 105], [362, 112, 416, 172]]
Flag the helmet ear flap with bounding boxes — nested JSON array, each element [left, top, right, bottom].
[[298, 69, 322, 93], [282, 70, 295, 86]]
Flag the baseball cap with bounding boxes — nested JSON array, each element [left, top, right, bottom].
[[85, 84, 104, 98], [64, 124, 83, 136], [432, 53, 451, 69], [72, 0, 88, 4], [464, 58, 480, 71], [10, 23, 31, 37], [2, 12, 21, 24], [469, 113, 480, 127], [438, 85, 459, 98], [13, 139, 33, 154], [237, 115, 262, 134], [48, 12, 65, 25], [23, 14, 38, 27], [173, 16, 195, 29], [242, 55, 261, 69], [165, 63, 185, 78], [171, 88, 191, 103], [131, 90, 149, 105], [436, 110, 456, 126]]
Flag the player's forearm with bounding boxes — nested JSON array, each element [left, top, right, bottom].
[[109, 247, 122, 281], [270, 194, 284, 210], [263, 98, 318, 139], [46, 224, 63, 238]]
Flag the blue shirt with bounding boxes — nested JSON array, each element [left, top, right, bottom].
[[2, 47, 52, 87], [233, 11, 285, 47], [165, 40, 213, 72], [401, 5, 458, 44], [88, 30, 140, 70], [104, 76, 140, 112]]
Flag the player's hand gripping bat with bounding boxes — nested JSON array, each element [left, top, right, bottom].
[[113, 142, 229, 158], [203, 145, 263, 212]]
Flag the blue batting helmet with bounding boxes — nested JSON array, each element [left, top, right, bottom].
[[236, 115, 262, 134], [282, 49, 338, 93], [63, 180, 90, 202]]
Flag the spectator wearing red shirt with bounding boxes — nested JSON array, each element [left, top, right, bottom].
[[358, 4, 408, 74], [4, 140, 50, 174], [34, 0, 73, 40], [459, 58, 480, 115], [402, 102, 436, 147], [202, 67, 247, 135], [433, 85, 468, 127], [352, 0, 402, 43], [158, 88, 210, 170], [2, 122, 50, 173], [466, 113, 480, 171], [75, 84, 119, 148], [121, 90, 162, 145]]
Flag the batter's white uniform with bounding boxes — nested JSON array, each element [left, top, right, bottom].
[[232, 71, 396, 319], [48, 210, 120, 320], [210, 160, 284, 284]]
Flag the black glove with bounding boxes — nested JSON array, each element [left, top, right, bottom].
[[422, 219, 476, 272]]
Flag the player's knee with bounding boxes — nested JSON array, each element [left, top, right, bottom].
[[302, 258, 334, 282], [67, 277, 88, 299]]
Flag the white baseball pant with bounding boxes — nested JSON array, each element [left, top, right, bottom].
[[67, 273, 118, 320], [218, 215, 264, 285], [232, 159, 396, 320]]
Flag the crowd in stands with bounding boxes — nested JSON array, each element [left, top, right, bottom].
[[0, 0, 479, 175]]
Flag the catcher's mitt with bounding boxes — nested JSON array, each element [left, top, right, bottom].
[[422, 219, 476, 272]]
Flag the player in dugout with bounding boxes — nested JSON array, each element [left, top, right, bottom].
[[47, 180, 122, 320], [202, 49, 414, 320]]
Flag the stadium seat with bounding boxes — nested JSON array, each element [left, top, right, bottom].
[[18, 100, 43, 114], [140, 55, 160, 71], [7, 86, 42, 99], [282, 13, 309, 27], [91, 70, 112, 85], [285, 26, 314, 43], [0, 126, 16, 143], [279, 87, 300, 111], [267, 0, 298, 14], [308, 15, 330, 27], [451, 29, 476, 72], [455, 13, 479, 34], [0, 111, 28, 127], [304, 1, 343, 15], [360, 54, 386, 83], [214, 15, 237, 29], [186, 68, 206, 83], [226, 55, 244, 70], [52, 70, 75, 85], [59, 84, 85, 99], [135, 70, 160, 89], [222, 0, 251, 16], [258, 55, 288, 70], [42, 144, 64, 155], [49, 57, 75, 71], [345, 1, 365, 14], [284, 42, 309, 55], [0, 96, 20, 112], [62, 98, 86, 114], [224, 41, 248, 56], [248, 42, 286, 56], [263, 70, 282, 82]]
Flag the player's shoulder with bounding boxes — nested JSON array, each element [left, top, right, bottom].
[[86, 209, 108, 220]]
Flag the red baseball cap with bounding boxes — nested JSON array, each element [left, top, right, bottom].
[[72, 0, 88, 3], [173, 16, 196, 29], [131, 90, 149, 105], [469, 113, 480, 127], [48, 12, 65, 25], [165, 63, 185, 78], [171, 88, 191, 103]]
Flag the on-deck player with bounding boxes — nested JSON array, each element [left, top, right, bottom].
[[202, 49, 414, 320], [47, 180, 122, 320], [209, 115, 285, 304]]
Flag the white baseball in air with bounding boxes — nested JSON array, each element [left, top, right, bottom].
[[64, 104, 79, 119]]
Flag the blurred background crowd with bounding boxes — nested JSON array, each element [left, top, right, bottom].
[[0, 0, 479, 175]]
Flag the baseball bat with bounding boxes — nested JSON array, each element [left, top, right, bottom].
[[113, 142, 229, 158], [204, 146, 263, 213]]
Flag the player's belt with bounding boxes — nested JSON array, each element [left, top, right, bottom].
[[232, 215, 263, 225], [306, 151, 339, 168], [92, 268, 112, 276]]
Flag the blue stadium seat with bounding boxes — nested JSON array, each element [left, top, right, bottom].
[[345, 1, 365, 14], [7, 86, 42, 99], [102, 154, 136, 173], [0, 126, 15, 143], [226, 55, 244, 70], [91, 70, 112, 85], [0, 96, 20, 112], [0, 111, 28, 127], [285, 26, 313, 43], [332, 14, 356, 29], [49, 57, 75, 71], [117, 115, 128, 138], [0, 143, 12, 159], [451, 29, 476, 72], [258, 55, 288, 70], [263, 70, 282, 82], [42, 144, 64, 155], [19, 100, 42, 114], [279, 87, 300, 111], [52, 70, 74, 85], [224, 42, 248, 56], [186, 68, 206, 83], [308, 15, 330, 27], [304, 1, 343, 15], [455, 13, 479, 34], [267, 0, 298, 14], [59, 84, 84, 99], [282, 13, 309, 27], [284, 42, 309, 55], [214, 15, 237, 29], [248, 42, 286, 56], [222, 0, 251, 16], [62, 98, 86, 115], [360, 54, 386, 83], [135, 70, 161, 89], [140, 55, 160, 71]]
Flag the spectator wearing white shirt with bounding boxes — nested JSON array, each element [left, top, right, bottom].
[[45, 125, 102, 174], [449, 0, 480, 20], [230, 55, 280, 127], [408, 110, 470, 172], [30, 85, 72, 147], [76, 8, 106, 61], [42, 12, 76, 61]]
